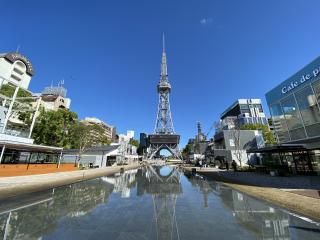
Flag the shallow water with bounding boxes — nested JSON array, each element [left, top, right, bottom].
[[0, 165, 319, 240]]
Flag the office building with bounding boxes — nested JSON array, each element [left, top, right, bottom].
[[218, 99, 268, 131], [82, 117, 116, 143]]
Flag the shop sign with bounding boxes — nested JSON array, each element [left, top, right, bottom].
[[281, 66, 320, 94]]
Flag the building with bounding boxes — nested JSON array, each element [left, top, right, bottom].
[[208, 99, 267, 166], [266, 57, 320, 148], [209, 129, 264, 166], [219, 99, 268, 130], [0, 52, 34, 89], [81, 117, 116, 143], [63, 143, 138, 167], [38, 85, 71, 111], [260, 56, 320, 175], [0, 53, 64, 167], [118, 130, 134, 143], [186, 122, 210, 161]]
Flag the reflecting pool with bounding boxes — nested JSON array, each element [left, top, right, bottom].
[[0, 166, 319, 239]]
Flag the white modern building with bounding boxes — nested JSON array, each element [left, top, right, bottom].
[[0, 53, 63, 164], [218, 99, 268, 131], [63, 143, 138, 168], [0, 52, 34, 89], [118, 130, 135, 143]]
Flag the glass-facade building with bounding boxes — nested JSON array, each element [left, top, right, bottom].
[[266, 56, 320, 148]]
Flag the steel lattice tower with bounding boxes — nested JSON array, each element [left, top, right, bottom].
[[154, 34, 175, 134], [147, 35, 181, 159]]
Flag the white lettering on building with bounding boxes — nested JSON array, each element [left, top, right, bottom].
[[281, 66, 320, 94]]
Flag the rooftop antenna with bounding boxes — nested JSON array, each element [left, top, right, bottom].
[[15, 45, 20, 53]]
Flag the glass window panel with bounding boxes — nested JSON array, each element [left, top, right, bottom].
[[240, 104, 249, 110], [305, 123, 320, 138], [253, 104, 263, 112], [312, 79, 320, 105], [281, 95, 303, 130], [276, 131, 290, 142], [241, 109, 250, 114], [270, 103, 290, 142], [289, 127, 306, 140], [295, 85, 320, 126]]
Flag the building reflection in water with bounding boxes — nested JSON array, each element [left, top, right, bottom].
[[0, 178, 114, 240], [0, 167, 319, 239], [185, 173, 292, 240], [101, 169, 138, 198], [0, 166, 182, 240]]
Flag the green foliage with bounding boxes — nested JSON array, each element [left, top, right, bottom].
[[32, 108, 78, 148], [182, 144, 192, 158], [32, 108, 112, 152], [0, 84, 33, 125], [240, 123, 277, 145], [129, 139, 139, 147], [71, 122, 111, 161], [0, 83, 32, 98]]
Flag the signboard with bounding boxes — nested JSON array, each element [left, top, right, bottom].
[[4, 52, 34, 76]]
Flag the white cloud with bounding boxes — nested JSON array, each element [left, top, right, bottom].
[[200, 18, 213, 26]]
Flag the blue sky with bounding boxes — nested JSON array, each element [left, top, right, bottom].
[[2, 0, 320, 146]]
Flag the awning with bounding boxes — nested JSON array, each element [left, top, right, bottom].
[[0, 140, 63, 153], [246, 144, 308, 154]]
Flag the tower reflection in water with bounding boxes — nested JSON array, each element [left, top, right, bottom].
[[0, 167, 319, 240], [136, 165, 182, 240]]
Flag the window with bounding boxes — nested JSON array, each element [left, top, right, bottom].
[[312, 80, 320, 106], [253, 104, 263, 112], [281, 95, 303, 130], [270, 103, 290, 142], [295, 85, 320, 126], [240, 104, 249, 110]]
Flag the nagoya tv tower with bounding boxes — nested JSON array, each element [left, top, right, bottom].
[[147, 34, 181, 160], [154, 34, 175, 134]]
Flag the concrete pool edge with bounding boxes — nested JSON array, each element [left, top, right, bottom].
[[182, 166, 320, 221], [222, 182, 320, 221], [0, 163, 141, 200]]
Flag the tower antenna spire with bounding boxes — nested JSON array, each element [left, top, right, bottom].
[[162, 32, 165, 53]]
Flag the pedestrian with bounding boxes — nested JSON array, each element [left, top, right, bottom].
[[225, 161, 229, 171], [199, 159, 202, 169], [232, 160, 237, 172]]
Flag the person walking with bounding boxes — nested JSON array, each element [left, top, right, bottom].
[[225, 161, 229, 171], [199, 159, 202, 169], [232, 160, 237, 172]]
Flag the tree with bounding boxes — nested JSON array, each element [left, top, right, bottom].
[[129, 139, 139, 148], [32, 108, 78, 148], [182, 144, 192, 158], [226, 118, 243, 168], [240, 123, 276, 145], [71, 122, 111, 166], [0, 83, 34, 125], [0, 83, 32, 99]]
